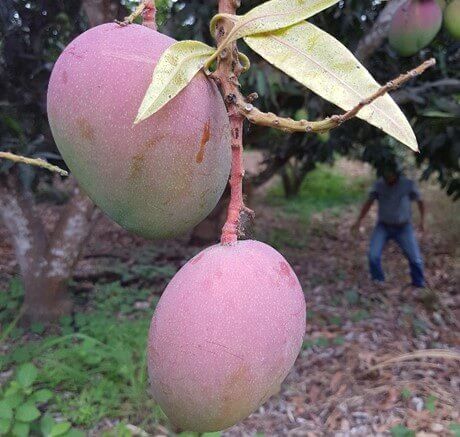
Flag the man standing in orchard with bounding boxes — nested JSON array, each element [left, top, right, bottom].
[[353, 162, 426, 288]]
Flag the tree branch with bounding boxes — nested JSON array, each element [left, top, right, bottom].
[[0, 151, 68, 176], [393, 79, 460, 105], [238, 58, 435, 134], [355, 0, 407, 61]]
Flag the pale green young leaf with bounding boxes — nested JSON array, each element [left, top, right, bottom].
[[135, 40, 215, 124], [244, 22, 418, 151], [210, 0, 340, 41]]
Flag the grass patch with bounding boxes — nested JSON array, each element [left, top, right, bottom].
[[0, 278, 170, 435], [1, 315, 161, 431], [266, 164, 369, 223]]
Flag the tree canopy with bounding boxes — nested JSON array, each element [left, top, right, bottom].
[[1, 0, 459, 197]]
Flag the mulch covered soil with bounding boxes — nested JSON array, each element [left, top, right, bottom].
[[225, 199, 459, 436], [0, 183, 459, 437]]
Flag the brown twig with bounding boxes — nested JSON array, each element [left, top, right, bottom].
[[0, 151, 68, 176], [368, 349, 460, 372], [213, 0, 254, 245], [238, 58, 436, 133]]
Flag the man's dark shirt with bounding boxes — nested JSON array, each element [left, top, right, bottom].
[[369, 176, 421, 225]]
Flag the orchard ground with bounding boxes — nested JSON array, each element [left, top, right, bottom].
[[0, 159, 459, 437]]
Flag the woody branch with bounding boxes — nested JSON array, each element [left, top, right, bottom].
[[238, 58, 436, 134], [213, 0, 253, 245]]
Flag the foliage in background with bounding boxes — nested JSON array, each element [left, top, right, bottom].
[[0, 0, 87, 185], [1, 0, 458, 196], [162, 0, 459, 198], [267, 165, 368, 222]]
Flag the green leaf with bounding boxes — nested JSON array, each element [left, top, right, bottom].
[[425, 394, 436, 413], [422, 110, 458, 118], [210, 0, 340, 41], [31, 389, 53, 404], [30, 323, 45, 335], [449, 423, 460, 437], [401, 387, 412, 400], [50, 422, 71, 437], [40, 414, 54, 436], [135, 40, 215, 123], [15, 404, 41, 422], [202, 433, 222, 437], [244, 22, 419, 151], [4, 392, 25, 409], [17, 363, 38, 388], [11, 422, 30, 437], [65, 430, 85, 437], [0, 401, 13, 419], [0, 418, 11, 434], [390, 425, 415, 437]]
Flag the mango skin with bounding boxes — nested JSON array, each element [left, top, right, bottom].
[[48, 24, 231, 239], [148, 240, 306, 432], [389, 0, 443, 56], [444, 0, 460, 40]]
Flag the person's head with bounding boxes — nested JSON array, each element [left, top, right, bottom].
[[378, 160, 403, 185], [383, 168, 399, 185]]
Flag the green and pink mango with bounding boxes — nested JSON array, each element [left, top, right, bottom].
[[48, 24, 231, 239], [389, 0, 443, 56], [148, 240, 306, 432], [444, 0, 460, 39]]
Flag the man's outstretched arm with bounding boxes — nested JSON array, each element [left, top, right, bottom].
[[352, 198, 375, 231]]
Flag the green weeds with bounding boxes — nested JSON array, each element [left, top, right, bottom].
[[266, 164, 369, 223], [0, 363, 83, 436]]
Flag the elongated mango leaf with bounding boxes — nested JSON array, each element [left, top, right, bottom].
[[210, 0, 340, 43], [135, 41, 215, 124], [245, 22, 418, 151]]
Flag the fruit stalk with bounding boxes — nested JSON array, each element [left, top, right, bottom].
[[213, 0, 251, 245]]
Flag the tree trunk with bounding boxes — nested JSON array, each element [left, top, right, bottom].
[[281, 166, 295, 198], [0, 174, 99, 324], [81, 0, 126, 27], [355, 0, 407, 61], [0, 0, 121, 325]]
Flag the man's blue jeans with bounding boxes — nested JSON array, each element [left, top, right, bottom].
[[368, 223, 425, 287]]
